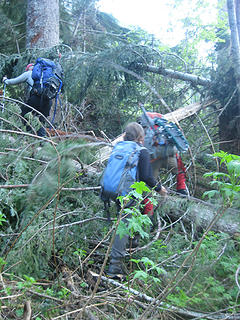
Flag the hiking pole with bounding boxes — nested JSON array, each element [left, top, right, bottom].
[[51, 80, 63, 125], [140, 103, 166, 146], [2, 82, 6, 113], [139, 103, 156, 130], [0, 82, 6, 128]]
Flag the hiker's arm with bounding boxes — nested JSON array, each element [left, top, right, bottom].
[[138, 148, 162, 191], [3, 71, 30, 85]]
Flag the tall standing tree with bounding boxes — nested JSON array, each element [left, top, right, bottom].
[[214, 0, 240, 154], [26, 0, 59, 48]]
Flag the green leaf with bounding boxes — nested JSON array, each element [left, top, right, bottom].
[[0, 257, 6, 266], [130, 189, 143, 199], [130, 258, 140, 264], [133, 270, 148, 281], [0, 213, 6, 226], [80, 282, 88, 288], [202, 190, 218, 199], [116, 220, 129, 239], [17, 282, 25, 289], [130, 181, 150, 194], [140, 257, 155, 267], [227, 160, 240, 176], [15, 309, 24, 317], [23, 275, 36, 284], [152, 277, 161, 284], [154, 266, 167, 275]]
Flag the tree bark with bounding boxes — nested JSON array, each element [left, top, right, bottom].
[[26, 0, 59, 48], [236, 0, 240, 42], [227, 0, 240, 86]]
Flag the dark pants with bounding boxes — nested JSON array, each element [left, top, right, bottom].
[[110, 196, 155, 260], [111, 199, 139, 260], [21, 93, 52, 136], [111, 209, 131, 260]]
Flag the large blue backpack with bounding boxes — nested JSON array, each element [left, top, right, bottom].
[[32, 58, 63, 100], [100, 141, 143, 217]]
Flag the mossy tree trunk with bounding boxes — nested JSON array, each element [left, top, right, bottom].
[[26, 0, 59, 49]]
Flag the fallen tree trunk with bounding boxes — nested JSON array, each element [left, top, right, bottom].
[[1, 183, 238, 235], [137, 63, 212, 86], [162, 195, 240, 237], [163, 99, 217, 122]]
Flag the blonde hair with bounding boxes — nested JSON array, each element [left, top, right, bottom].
[[124, 122, 144, 142]]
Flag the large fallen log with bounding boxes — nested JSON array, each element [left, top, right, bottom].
[[1, 181, 238, 236], [161, 194, 240, 237], [163, 99, 217, 122]]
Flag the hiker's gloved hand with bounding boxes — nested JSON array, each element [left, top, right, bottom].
[[2, 76, 7, 83], [158, 186, 167, 198]]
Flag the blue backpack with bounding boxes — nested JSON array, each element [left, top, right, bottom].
[[32, 58, 63, 100], [100, 141, 143, 220]]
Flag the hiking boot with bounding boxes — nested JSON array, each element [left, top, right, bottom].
[[128, 235, 140, 249], [177, 189, 188, 196], [131, 237, 139, 248], [106, 259, 125, 278]]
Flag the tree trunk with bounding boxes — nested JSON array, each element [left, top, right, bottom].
[[216, 0, 240, 155], [26, 0, 59, 48]]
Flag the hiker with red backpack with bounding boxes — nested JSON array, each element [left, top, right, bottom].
[[138, 107, 189, 196], [100, 122, 167, 277], [2, 57, 63, 137]]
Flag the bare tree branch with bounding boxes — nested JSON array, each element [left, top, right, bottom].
[[88, 270, 240, 320], [236, 265, 240, 291], [137, 63, 212, 86]]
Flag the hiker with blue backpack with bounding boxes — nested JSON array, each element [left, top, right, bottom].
[[101, 122, 167, 277], [2, 58, 63, 137]]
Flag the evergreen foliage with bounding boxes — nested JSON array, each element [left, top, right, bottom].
[[0, 0, 239, 318], [0, 0, 26, 54]]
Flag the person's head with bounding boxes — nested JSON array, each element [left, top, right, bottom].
[[124, 122, 145, 143], [25, 63, 34, 71]]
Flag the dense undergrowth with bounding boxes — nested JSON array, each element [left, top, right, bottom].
[[0, 100, 239, 319]]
